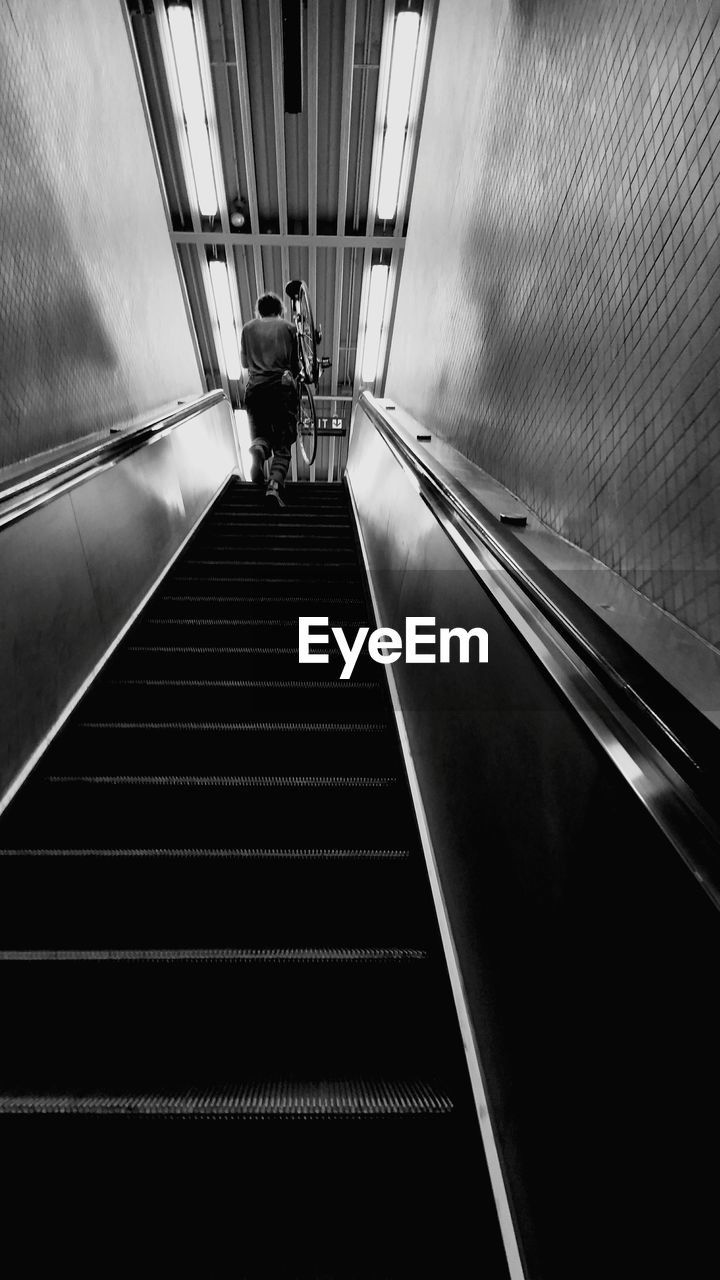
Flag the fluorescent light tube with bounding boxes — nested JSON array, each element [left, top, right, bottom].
[[167, 3, 218, 217], [377, 10, 420, 221], [208, 259, 242, 380], [361, 264, 390, 382]]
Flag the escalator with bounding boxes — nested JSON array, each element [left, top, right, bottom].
[[0, 478, 511, 1278]]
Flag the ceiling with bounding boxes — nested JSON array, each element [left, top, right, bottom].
[[125, 0, 435, 479]]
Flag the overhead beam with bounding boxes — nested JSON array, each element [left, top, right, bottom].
[[231, 0, 264, 299], [172, 231, 406, 249]]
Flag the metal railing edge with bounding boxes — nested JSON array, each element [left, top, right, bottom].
[[0, 390, 230, 531]]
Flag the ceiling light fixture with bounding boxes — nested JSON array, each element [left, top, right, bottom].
[[166, 3, 218, 218], [361, 263, 390, 383], [208, 259, 242, 380], [376, 10, 420, 222]]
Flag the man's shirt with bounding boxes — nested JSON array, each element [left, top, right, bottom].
[[240, 317, 298, 388]]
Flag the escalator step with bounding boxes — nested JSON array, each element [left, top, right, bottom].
[[171, 574, 361, 583], [0, 947, 427, 963], [44, 773, 397, 788], [107, 677, 380, 689], [124, 644, 340, 653], [155, 593, 364, 603], [75, 721, 387, 732], [0, 847, 411, 859], [0, 1079, 454, 1118]]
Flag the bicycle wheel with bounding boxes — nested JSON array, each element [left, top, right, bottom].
[[296, 380, 318, 465], [291, 281, 319, 384]]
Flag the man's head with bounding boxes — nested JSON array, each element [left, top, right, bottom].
[[256, 291, 285, 318]]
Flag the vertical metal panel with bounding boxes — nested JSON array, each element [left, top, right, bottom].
[[197, 245, 233, 400], [261, 245, 284, 296], [269, 0, 290, 288], [230, 0, 265, 296], [331, 0, 357, 399], [364, 0, 395, 238], [307, 0, 318, 311], [232, 243, 257, 323], [0, 400, 237, 813]]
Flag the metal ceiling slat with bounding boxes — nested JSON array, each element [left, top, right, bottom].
[[376, 244, 401, 391], [364, 0, 395, 239], [180, 244, 216, 378], [231, 0, 264, 299], [331, 0, 357, 399], [335, 0, 357, 239], [196, 243, 232, 401], [349, 0, 375, 232], [351, 245, 373, 410], [269, 0, 290, 290], [307, 0, 318, 314]]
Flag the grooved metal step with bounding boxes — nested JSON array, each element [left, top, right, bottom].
[[156, 594, 364, 604], [0, 847, 411, 859], [45, 774, 397, 788], [0, 947, 428, 963], [109, 678, 381, 689], [126, 645, 339, 654], [76, 721, 387, 733], [171, 575, 361, 584], [0, 1080, 454, 1117], [184, 558, 357, 567], [139, 618, 360, 626]]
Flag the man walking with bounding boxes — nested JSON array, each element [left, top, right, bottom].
[[240, 291, 299, 507]]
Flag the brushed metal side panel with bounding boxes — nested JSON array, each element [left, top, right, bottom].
[[70, 432, 187, 637], [0, 403, 237, 810], [0, 495, 101, 792], [170, 400, 239, 525], [346, 405, 720, 1279]]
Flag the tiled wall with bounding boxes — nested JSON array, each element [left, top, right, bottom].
[[387, 0, 720, 647], [0, 0, 202, 470]]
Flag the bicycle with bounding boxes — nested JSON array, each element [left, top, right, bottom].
[[285, 279, 330, 466]]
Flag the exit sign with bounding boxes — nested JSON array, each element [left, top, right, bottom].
[[317, 416, 346, 436]]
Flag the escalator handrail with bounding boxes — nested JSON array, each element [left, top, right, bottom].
[[0, 390, 229, 531], [358, 391, 719, 804]]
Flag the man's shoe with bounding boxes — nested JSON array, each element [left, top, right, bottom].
[[265, 479, 286, 508]]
